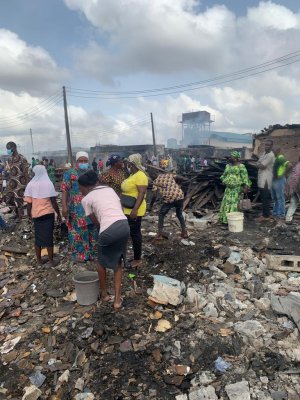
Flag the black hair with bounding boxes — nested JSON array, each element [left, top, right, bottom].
[[78, 170, 99, 187], [6, 142, 16, 149]]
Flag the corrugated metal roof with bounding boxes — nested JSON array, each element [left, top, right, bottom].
[[210, 132, 252, 143]]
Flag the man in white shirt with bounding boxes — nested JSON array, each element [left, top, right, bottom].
[[256, 140, 275, 221]]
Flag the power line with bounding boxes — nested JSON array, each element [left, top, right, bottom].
[[70, 117, 151, 140], [73, 121, 150, 138], [0, 96, 62, 129], [70, 115, 150, 136], [66, 50, 300, 99], [0, 90, 62, 123], [68, 56, 300, 99]]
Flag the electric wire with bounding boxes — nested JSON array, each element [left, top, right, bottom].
[[0, 96, 62, 129], [67, 56, 300, 99], [0, 90, 62, 123], [70, 117, 150, 141], [66, 50, 300, 97]]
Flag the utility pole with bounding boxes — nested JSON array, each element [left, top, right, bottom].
[[63, 86, 73, 165], [29, 128, 34, 154], [150, 112, 157, 156]]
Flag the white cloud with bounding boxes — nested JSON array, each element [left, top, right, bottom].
[[65, 0, 236, 82], [247, 1, 299, 30], [0, 29, 69, 96], [2, 1, 300, 158], [64, 0, 300, 84]]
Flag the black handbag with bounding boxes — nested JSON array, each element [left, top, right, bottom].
[[120, 194, 136, 209]]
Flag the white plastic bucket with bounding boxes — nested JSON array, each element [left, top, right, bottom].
[[73, 271, 99, 305], [227, 212, 244, 233]]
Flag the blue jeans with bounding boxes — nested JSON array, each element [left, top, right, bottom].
[[272, 177, 286, 217], [0, 216, 6, 229]]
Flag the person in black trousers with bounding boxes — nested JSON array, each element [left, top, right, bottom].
[[149, 171, 188, 240], [121, 154, 148, 268]]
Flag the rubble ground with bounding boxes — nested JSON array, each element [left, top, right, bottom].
[[1, 211, 300, 400]]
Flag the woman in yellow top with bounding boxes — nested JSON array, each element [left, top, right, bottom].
[[121, 154, 148, 268]]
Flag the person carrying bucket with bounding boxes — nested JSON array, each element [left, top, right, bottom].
[[219, 151, 251, 224]]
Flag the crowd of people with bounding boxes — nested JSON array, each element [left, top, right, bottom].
[[218, 141, 297, 224], [1, 140, 300, 310]]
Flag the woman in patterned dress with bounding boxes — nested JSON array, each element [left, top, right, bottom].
[[99, 154, 128, 197], [61, 151, 98, 262], [5, 142, 29, 220], [219, 151, 251, 224]]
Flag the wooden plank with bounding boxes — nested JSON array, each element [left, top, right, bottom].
[[1, 246, 29, 255], [183, 182, 208, 210]]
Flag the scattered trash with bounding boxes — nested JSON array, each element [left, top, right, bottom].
[[22, 385, 42, 400], [63, 291, 77, 302], [214, 357, 232, 373], [29, 371, 46, 388], [155, 319, 172, 332], [80, 327, 93, 339], [1, 207, 300, 398], [0, 336, 21, 354]]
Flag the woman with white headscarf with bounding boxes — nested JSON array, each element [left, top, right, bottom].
[[61, 152, 98, 263], [24, 165, 61, 267]]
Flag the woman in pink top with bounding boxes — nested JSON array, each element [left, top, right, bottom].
[[79, 170, 129, 311], [24, 165, 61, 267]]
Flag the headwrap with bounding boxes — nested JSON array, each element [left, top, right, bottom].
[[76, 151, 89, 161], [106, 154, 122, 167], [24, 165, 57, 199], [128, 153, 145, 171], [231, 151, 241, 159]]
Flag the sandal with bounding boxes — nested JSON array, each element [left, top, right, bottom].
[[101, 295, 114, 303]]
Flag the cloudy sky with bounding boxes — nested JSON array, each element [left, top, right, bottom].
[[0, 0, 299, 157]]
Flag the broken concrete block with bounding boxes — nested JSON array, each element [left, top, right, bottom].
[[234, 320, 265, 338], [189, 385, 218, 400], [266, 254, 300, 272], [254, 298, 271, 312], [227, 251, 241, 265], [186, 216, 209, 230], [185, 286, 207, 309], [22, 385, 42, 400], [203, 303, 218, 318], [190, 371, 216, 387], [249, 277, 264, 299], [148, 275, 185, 306], [175, 395, 188, 400], [225, 381, 250, 400], [271, 292, 300, 331], [74, 394, 95, 400]]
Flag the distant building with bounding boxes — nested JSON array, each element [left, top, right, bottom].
[[254, 124, 300, 163], [166, 138, 178, 149], [35, 147, 89, 166], [90, 144, 165, 165], [178, 111, 214, 146], [208, 132, 252, 149]]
